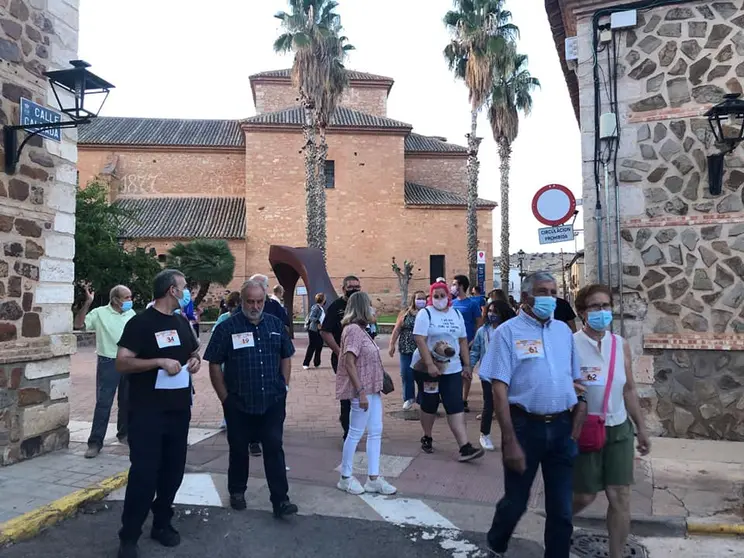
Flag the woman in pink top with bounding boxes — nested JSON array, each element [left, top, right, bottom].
[[336, 292, 397, 496]]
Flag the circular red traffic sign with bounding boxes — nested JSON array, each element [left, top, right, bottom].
[[531, 184, 576, 226]]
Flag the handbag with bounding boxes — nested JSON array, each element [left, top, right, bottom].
[[382, 371, 395, 395], [577, 334, 617, 453]]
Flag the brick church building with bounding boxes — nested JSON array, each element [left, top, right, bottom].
[[77, 69, 496, 311]]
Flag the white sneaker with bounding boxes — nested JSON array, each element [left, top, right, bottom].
[[302, 365, 309, 370], [480, 434, 495, 451], [364, 476, 397, 495], [337, 476, 364, 495], [402, 399, 414, 411]]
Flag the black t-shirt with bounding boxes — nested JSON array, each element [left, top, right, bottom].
[[321, 297, 347, 345], [554, 297, 577, 325], [118, 307, 199, 411]]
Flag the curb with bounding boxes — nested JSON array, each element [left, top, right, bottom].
[[573, 513, 687, 538], [686, 520, 744, 537], [0, 470, 129, 546]]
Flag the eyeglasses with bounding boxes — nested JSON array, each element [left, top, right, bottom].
[[586, 303, 612, 312]]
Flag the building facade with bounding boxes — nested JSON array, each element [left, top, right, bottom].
[[0, 0, 80, 465], [547, 0, 744, 439], [77, 69, 496, 312]]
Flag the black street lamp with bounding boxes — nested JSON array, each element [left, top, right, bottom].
[[3, 60, 114, 174], [705, 93, 744, 195], [517, 249, 526, 279]]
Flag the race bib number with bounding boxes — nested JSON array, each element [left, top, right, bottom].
[[423, 381, 439, 394], [232, 332, 255, 349], [515, 340, 544, 360], [581, 366, 605, 386], [155, 330, 181, 349]]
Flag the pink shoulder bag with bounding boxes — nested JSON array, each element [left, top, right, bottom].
[[577, 334, 616, 453]]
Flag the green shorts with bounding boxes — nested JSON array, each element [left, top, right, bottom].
[[573, 419, 635, 494]]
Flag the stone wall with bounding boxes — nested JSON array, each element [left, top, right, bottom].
[[0, 0, 79, 465], [573, 1, 744, 438], [404, 156, 468, 196]]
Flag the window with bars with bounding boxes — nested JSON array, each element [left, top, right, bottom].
[[325, 160, 335, 188]]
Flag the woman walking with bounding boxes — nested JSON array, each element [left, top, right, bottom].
[[571, 284, 651, 558], [470, 300, 516, 451], [336, 292, 396, 495], [389, 291, 426, 411], [412, 282, 483, 461], [303, 293, 326, 369]]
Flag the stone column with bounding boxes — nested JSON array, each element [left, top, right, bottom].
[[0, 0, 79, 465]]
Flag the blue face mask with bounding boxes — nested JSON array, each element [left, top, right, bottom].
[[587, 310, 613, 331], [488, 314, 500, 326], [178, 288, 191, 309], [121, 301, 133, 312], [531, 296, 556, 320]]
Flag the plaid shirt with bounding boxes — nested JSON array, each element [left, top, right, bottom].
[[204, 312, 295, 414]]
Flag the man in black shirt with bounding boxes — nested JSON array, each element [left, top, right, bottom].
[[115, 269, 201, 558], [320, 275, 360, 440], [205, 278, 298, 518], [554, 297, 578, 332]]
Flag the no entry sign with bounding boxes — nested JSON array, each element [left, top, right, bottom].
[[531, 184, 576, 227]]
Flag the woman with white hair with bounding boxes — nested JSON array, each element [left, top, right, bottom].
[[336, 291, 396, 495]]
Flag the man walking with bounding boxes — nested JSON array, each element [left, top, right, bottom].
[[320, 275, 361, 440], [451, 274, 483, 412], [479, 271, 582, 558], [115, 270, 201, 558], [75, 284, 136, 458], [204, 279, 298, 518]]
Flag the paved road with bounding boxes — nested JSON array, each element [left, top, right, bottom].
[[1, 502, 544, 558]]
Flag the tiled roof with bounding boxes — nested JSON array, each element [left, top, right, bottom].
[[242, 106, 411, 130], [250, 68, 393, 83], [78, 117, 244, 147], [405, 133, 467, 154], [405, 182, 497, 208], [114, 197, 245, 239]]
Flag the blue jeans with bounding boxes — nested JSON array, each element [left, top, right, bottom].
[[88, 356, 129, 448], [399, 352, 416, 402], [488, 410, 576, 558]]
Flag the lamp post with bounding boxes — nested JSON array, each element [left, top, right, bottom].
[[517, 249, 526, 280], [3, 60, 114, 174], [705, 93, 744, 195]]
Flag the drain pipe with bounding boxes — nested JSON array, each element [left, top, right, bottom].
[[595, 200, 604, 285], [614, 166, 626, 336], [603, 161, 613, 291]]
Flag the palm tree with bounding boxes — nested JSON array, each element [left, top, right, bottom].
[[444, 0, 517, 286], [488, 51, 539, 293], [166, 239, 236, 308], [274, 0, 353, 261]]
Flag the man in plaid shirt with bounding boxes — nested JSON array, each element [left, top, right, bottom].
[[205, 278, 298, 518]]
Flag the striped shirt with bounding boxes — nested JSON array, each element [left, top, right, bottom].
[[479, 311, 580, 414]]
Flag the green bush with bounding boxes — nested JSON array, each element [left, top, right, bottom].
[[200, 307, 221, 322]]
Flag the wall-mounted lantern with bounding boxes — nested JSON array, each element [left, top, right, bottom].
[[3, 60, 114, 174], [705, 93, 744, 195]]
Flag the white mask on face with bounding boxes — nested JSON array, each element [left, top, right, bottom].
[[433, 298, 448, 310]]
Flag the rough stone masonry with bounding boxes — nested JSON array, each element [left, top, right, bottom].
[[0, 0, 79, 465]]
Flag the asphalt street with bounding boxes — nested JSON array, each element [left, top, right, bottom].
[[1, 501, 545, 558]]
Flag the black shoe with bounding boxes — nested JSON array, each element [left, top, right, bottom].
[[117, 542, 138, 558], [463, 400, 470, 413], [150, 525, 180, 547], [249, 443, 262, 457], [420, 436, 433, 454], [230, 493, 247, 510], [273, 500, 298, 519], [458, 442, 485, 462]]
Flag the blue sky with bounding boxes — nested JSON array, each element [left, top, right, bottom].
[[78, 0, 583, 254]]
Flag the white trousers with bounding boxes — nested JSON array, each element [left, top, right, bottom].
[[341, 393, 383, 478]]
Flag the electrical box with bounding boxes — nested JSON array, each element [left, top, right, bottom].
[[599, 29, 612, 43], [565, 36, 578, 61], [611, 9, 637, 29], [599, 112, 618, 139]]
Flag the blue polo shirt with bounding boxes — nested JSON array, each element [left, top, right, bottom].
[[452, 296, 481, 342], [204, 312, 295, 414]]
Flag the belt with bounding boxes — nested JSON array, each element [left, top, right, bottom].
[[510, 405, 570, 423]]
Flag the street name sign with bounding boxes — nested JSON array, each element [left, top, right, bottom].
[[538, 224, 574, 245], [20, 97, 62, 142]]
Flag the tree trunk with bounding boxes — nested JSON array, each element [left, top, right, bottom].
[[498, 137, 512, 295], [301, 96, 318, 251], [194, 280, 211, 308], [466, 108, 482, 289], [315, 124, 329, 262]]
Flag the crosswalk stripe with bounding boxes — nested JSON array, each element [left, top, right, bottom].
[[359, 494, 458, 529], [173, 473, 222, 507]]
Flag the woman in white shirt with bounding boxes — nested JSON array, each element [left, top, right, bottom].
[[572, 284, 651, 558], [411, 282, 484, 462]]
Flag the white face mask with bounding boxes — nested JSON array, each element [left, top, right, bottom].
[[433, 297, 448, 310]]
